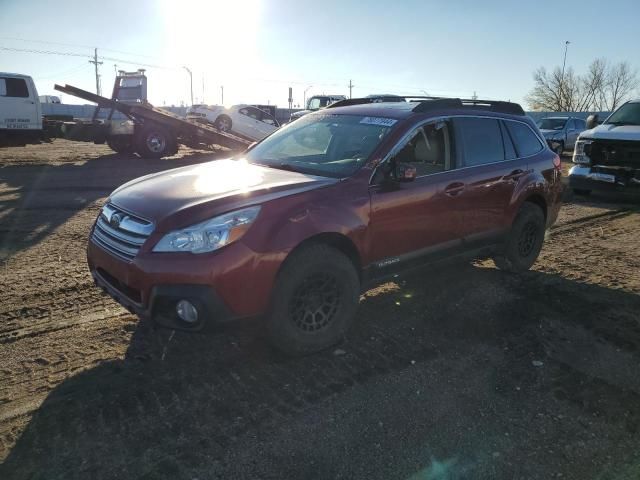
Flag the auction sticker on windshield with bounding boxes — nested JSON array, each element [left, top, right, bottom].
[[359, 117, 398, 127]]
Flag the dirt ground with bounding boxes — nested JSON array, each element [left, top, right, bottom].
[[0, 140, 639, 479]]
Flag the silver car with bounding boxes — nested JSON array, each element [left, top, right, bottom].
[[537, 116, 587, 155]]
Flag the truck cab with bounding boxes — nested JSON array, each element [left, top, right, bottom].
[[0, 73, 42, 146]]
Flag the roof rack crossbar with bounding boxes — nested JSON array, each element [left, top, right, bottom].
[[412, 97, 525, 116]]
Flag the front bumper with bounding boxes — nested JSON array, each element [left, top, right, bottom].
[[87, 236, 283, 329], [568, 165, 640, 192]]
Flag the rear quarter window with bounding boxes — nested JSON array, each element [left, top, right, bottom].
[[504, 121, 543, 157]]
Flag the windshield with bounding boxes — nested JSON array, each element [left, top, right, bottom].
[[243, 113, 396, 178], [307, 97, 334, 110], [537, 118, 567, 130], [605, 102, 640, 126]]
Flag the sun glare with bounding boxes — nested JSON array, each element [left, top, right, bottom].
[[161, 0, 262, 75]]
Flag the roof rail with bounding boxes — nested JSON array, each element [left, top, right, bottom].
[[326, 96, 525, 116], [413, 98, 525, 116], [325, 97, 382, 109]]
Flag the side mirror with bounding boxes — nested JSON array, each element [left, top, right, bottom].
[[395, 162, 417, 182], [586, 114, 598, 130]]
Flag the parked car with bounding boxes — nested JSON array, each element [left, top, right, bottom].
[[186, 104, 279, 141], [569, 99, 640, 195], [88, 97, 563, 355], [289, 95, 346, 122], [537, 116, 587, 155]]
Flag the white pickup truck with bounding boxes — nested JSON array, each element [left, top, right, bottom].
[[569, 99, 640, 195]]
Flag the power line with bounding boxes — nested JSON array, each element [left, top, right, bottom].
[[0, 46, 92, 58]]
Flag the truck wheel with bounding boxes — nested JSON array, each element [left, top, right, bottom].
[[215, 115, 232, 132], [267, 245, 360, 356], [107, 137, 133, 154], [135, 125, 177, 159], [493, 202, 545, 273]]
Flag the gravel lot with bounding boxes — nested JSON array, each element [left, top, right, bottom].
[[1, 140, 639, 479]]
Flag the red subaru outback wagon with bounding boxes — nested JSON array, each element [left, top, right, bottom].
[[88, 97, 563, 354]]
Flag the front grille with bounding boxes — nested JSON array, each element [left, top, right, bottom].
[[91, 203, 154, 261]]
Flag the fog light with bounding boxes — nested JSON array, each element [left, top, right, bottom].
[[176, 300, 198, 323]]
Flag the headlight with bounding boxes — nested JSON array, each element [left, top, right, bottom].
[[573, 139, 592, 165], [153, 206, 261, 253]]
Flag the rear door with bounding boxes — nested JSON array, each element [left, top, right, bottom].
[[0, 76, 39, 131], [451, 116, 530, 246]]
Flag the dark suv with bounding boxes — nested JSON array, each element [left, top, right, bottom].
[[88, 97, 563, 355]]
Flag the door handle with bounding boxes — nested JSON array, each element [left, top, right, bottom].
[[503, 169, 525, 181], [444, 182, 465, 196]]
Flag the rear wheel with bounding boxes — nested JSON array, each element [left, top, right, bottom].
[[494, 202, 546, 273], [135, 125, 177, 158], [267, 245, 360, 356], [214, 115, 232, 132]]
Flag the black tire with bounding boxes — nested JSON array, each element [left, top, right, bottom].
[[107, 137, 133, 154], [214, 115, 232, 132], [493, 202, 546, 273], [573, 188, 591, 196], [135, 124, 177, 159], [267, 244, 360, 356], [554, 141, 564, 156]]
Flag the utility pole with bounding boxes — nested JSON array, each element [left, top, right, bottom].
[[560, 40, 570, 111], [183, 67, 193, 106], [472, 91, 478, 100], [202, 74, 205, 104], [89, 48, 103, 95], [348, 79, 354, 99], [220, 86, 224, 105]]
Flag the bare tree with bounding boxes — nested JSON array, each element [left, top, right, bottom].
[[526, 59, 638, 112], [601, 61, 638, 111]]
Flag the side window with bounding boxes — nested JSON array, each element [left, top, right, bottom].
[[391, 120, 454, 176], [575, 119, 586, 130], [455, 117, 504, 167], [4, 78, 29, 97], [567, 119, 576, 130], [0, 79, 6, 96], [505, 121, 543, 157]]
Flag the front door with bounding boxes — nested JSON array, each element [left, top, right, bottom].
[[368, 120, 465, 269], [0, 76, 39, 131]]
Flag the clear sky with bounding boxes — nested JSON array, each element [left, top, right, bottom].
[[1, 0, 638, 108]]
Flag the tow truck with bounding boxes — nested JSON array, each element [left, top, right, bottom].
[[0, 70, 251, 158]]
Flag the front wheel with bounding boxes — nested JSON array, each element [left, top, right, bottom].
[[107, 136, 133, 154], [493, 203, 546, 273], [266, 245, 360, 356]]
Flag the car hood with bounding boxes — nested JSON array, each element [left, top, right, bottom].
[[109, 159, 337, 229], [580, 124, 640, 141]]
